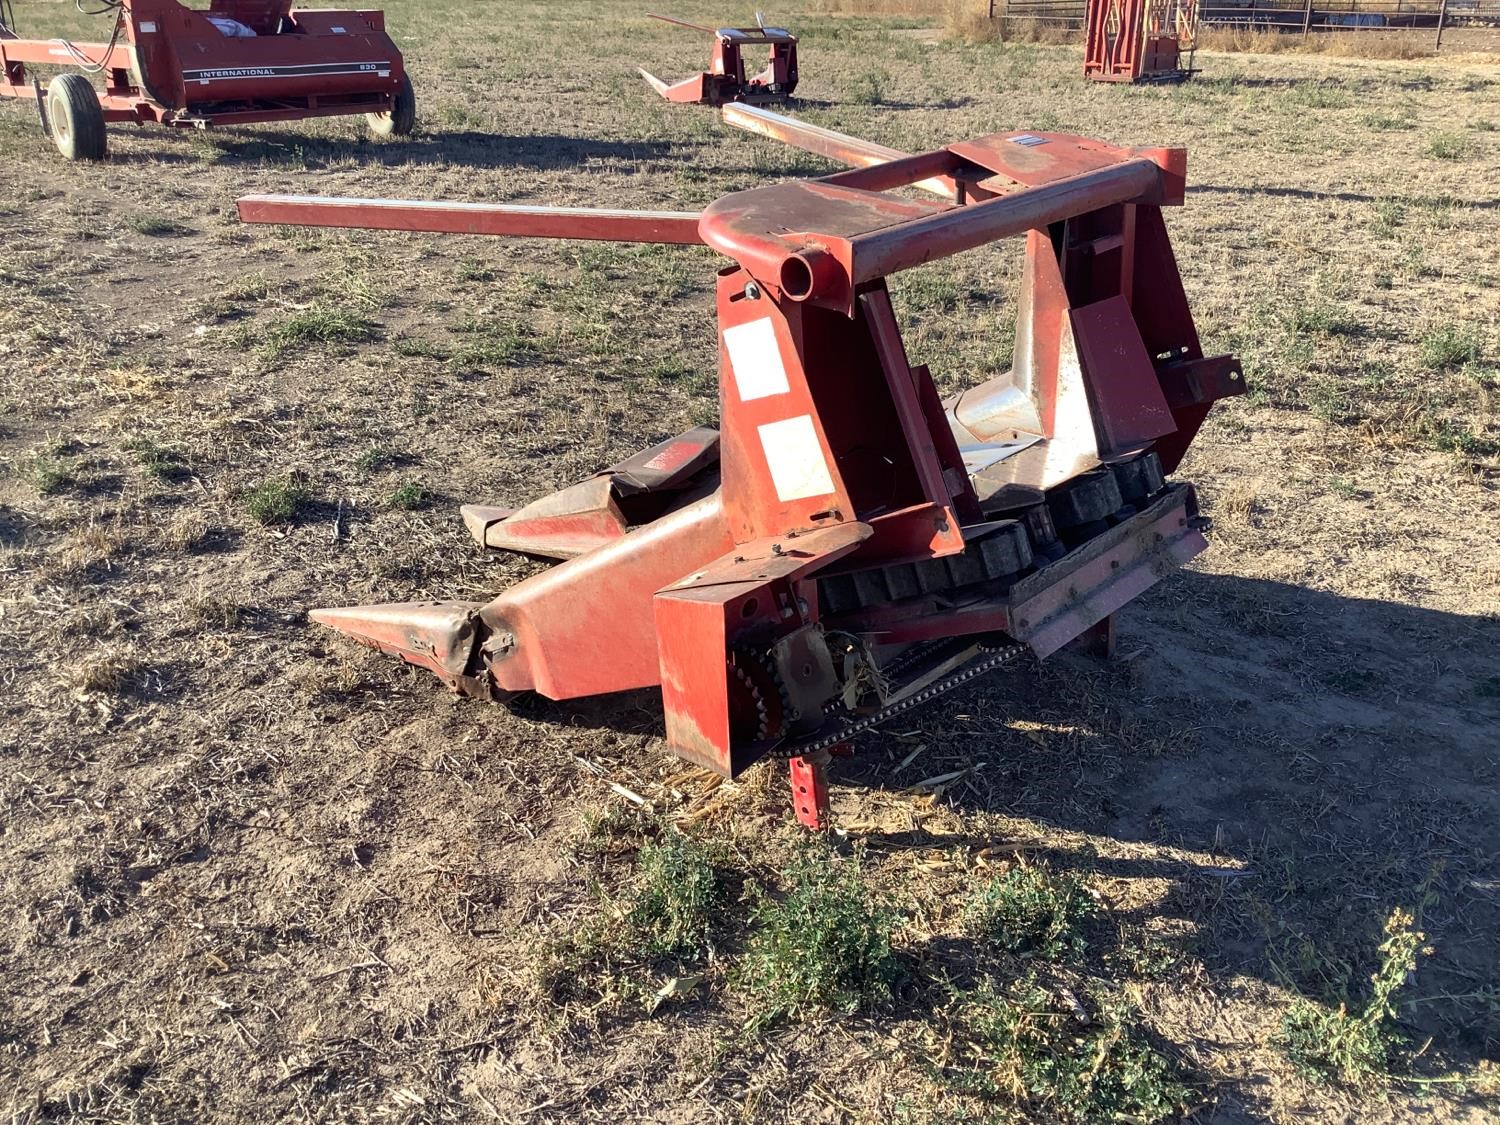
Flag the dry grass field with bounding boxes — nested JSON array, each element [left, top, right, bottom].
[[1, 2, 1498, 1121]]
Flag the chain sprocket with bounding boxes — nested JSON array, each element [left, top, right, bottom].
[[728, 647, 791, 743]]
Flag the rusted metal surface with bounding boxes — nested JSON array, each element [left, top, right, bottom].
[[1, 0, 408, 157], [640, 12, 798, 106], [245, 113, 1241, 829]]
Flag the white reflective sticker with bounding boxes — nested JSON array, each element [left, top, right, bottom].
[[1011, 134, 1048, 147], [332, 26, 347, 33], [723, 317, 789, 402], [758, 415, 834, 503], [140, 20, 158, 32]]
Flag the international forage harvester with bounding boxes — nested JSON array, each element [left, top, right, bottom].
[[238, 106, 1244, 828]]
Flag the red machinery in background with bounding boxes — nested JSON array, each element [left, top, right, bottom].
[[238, 107, 1242, 830], [1084, 0, 1199, 83], [0, 0, 414, 160], [640, 11, 797, 105]]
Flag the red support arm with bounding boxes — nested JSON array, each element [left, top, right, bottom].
[[236, 195, 706, 245]]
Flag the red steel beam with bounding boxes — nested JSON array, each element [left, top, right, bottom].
[[646, 12, 717, 34], [0, 38, 133, 71], [721, 102, 964, 201], [235, 195, 705, 245], [845, 159, 1161, 286]]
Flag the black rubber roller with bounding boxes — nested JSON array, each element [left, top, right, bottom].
[[1046, 469, 1123, 530], [1110, 452, 1166, 506]]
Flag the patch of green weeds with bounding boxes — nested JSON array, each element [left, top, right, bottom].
[[736, 843, 900, 1029], [242, 475, 311, 525], [1359, 111, 1414, 131], [455, 258, 497, 283], [127, 214, 193, 237], [261, 305, 377, 361], [356, 447, 402, 474], [1371, 199, 1406, 240], [449, 317, 553, 370], [847, 68, 888, 105], [964, 864, 1097, 962], [391, 335, 448, 360], [385, 482, 431, 511], [1427, 132, 1469, 160], [122, 435, 185, 481], [1282, 297, 1358, 339], [1420, 325, 1481, 371], [23, 452, 75, 496], [1289, 83, 1351, 110], [539, 829, 725, 1010], [1274, 907, 1429, 1088], [935, 975, 1191, 1124]]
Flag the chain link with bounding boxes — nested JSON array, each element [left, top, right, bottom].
[[774, 641, 1029, 758]]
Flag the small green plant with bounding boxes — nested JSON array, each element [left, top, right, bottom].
[[538, 830, 724, 1009], [391, 335, 448, 360], [1420, 325, 1481, 371], [1274, 907, 1430, 1088], [356, 447, 400, 474], [24, 453, 74, 495], [122, 435, 184, 480], [1427, 132, 1469, 160], [455, 258, 497, 283], [1371, 198, 1405, 239], [964, 864, 1097, 961], [385, 482, 431, 511], [1283, 297, 1357, 339], [261, 305, 376, 360], [847, 68, 887, 106], [625, 833, 724, 959], [127, 214, 193, 237], [1327, 476, 1361, 500], [736, 844, 899, 1028], [243, 475, 311, 525], [937, 975, 1191, 1124], [1360, 111, 1414, 132]]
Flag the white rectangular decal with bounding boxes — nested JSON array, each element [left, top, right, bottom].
[[723, 317, 789, 402], [758, 415, 834, 503]]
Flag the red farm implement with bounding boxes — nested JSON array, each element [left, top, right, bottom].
[[237, 106, 1242, 830], [1084, 0, 1200, 83], [0, 0, 413, 161], [640, 12, 797, 105]]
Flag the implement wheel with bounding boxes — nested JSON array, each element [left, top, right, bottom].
[[47, 73, 107, 161], [367, 72, 416, 138]]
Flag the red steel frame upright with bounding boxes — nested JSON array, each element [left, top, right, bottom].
[[237, 109, 1242, 829], [1084, 0, 1200, 83], [639, 12, 797, 105]]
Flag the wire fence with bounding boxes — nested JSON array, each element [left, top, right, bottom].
[[987, 0, 1500, 50]]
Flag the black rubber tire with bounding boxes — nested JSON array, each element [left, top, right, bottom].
[[367, 72, 416, 138], [47, 73, 107, 161]]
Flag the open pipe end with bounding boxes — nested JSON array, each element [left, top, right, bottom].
[[778, 245, 842, 303]]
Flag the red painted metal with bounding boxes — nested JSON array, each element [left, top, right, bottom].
[[640, 12, 798, 106], [1084, 0, 1200, 83], [238, 114, 1243, 829], [789, 752, 831, 830], [236, 196, 704, 245], [0, 1, 407, 155]]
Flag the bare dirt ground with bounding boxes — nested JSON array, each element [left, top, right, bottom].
[[1, 2, 1498, 1121]]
